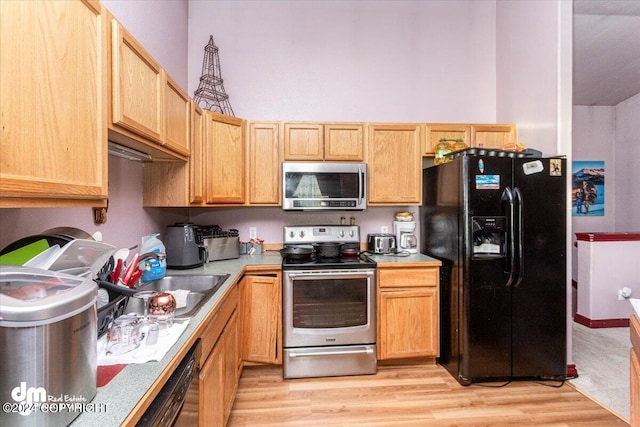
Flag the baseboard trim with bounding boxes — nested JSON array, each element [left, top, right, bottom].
[[566, 363, 578, 379], [574, 313, 629, 328]]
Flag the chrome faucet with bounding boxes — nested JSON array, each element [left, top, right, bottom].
[[138, 252, 166, 263]]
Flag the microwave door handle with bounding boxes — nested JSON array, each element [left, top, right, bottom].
[[358, 167, 364, 204]]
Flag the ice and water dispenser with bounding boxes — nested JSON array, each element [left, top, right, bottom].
[[471, 216, 506, 257]]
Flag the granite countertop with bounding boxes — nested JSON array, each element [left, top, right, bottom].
[[72, 251, 439, 426]]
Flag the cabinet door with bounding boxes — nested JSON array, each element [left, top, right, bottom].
[[367, 124, 422, 204], [205, 112, 246, 204], [163, 73, 190, 157], [190, 103, 204, 204], [471, 124, 517, 149], [199, 339, 225, 427], [378, 287, 439, 359], [111, 19, 163, 143], [283, 123, 323, 160], [424, 124, 471, 155], [324, 123, 364, 161], [247, 122, 281, 205], [0, 0, 108, 207], [241, 274, 281, 364], [633, 348, 640, 426], [223, 310, 239, 423]]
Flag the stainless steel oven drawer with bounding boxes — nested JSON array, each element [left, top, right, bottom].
[[283, 344, 377, 379]]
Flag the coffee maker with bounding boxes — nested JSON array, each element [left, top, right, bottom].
[[393, 221, 418, 253]]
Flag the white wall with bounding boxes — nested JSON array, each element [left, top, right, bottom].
[[188, 0, 497, 123], [571, 106, 616, 280], [495, 0, 567, 157], [615, 92, 640, 230], [184, 0, 501, 244]]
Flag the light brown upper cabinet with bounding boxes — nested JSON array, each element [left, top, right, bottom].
[[108, 15, 188, 161], [110, 18, 162, 142], [142, 100, 202, 207], [163, 73, 191, 157], [424, 124, 471, 155], [189, 103, 205, 204], [283, 122, 323, 160], [247, 122, 281, 205], [283, 122, 364, 161], [144, 112, 262, 208], [0, 0, 108, 207], [367, 124, 423, 205], [471, 124, 517, 149], [204, 112, 246, 204], [324, 123, 365, 161]]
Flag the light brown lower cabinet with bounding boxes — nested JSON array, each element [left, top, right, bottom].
[[186, 284, 240, 427], [198, 336, 225, 426], [631, 314, 640, 425], [377, 265, 440, 360], [240, 272, 282, 365]]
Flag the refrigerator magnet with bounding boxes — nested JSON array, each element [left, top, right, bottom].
[[522, 160, 544, 176], [550, 159, 562, 176], [476, 175, 500, 189]]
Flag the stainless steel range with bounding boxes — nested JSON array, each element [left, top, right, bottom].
[[282, 225, 377, 379]]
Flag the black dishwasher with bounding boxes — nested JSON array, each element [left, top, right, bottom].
[[137, 339, 200, 427]]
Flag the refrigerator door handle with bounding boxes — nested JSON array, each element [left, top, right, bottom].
[[513, 187, 524, 287], [501, 186, 516, 287]]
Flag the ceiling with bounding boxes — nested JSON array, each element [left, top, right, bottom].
[[573, 0, 640, 105]]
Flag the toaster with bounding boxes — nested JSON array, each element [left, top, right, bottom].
[[367, 233, 397, 254]]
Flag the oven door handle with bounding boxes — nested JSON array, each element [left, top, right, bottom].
[[287, 270, 375, 280], [288, 348, 375, 358]]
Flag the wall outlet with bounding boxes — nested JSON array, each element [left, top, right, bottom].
[[249, 226, 257, 240], [381, 225, 388, 234]]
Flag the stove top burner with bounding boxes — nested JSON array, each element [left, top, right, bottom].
[[281, 225, 376, 270], [282, 251, 376, 270]]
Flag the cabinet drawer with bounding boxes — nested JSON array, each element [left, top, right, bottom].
[[199, 285, 238, 366], [378, 267, 438, 288]]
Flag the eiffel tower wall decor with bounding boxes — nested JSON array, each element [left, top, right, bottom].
[[193, 35, 235, 116]]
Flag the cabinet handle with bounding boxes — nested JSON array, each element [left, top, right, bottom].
[[288, 348, 374, 358]]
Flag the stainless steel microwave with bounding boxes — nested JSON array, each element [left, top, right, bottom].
[[282, 162, 367, 211]]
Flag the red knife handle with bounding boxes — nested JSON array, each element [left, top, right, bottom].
[[122, 253, 140, 285]]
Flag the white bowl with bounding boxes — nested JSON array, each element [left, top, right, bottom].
[[395, 215, 413, 222]]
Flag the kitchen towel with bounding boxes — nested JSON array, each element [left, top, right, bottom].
[[97, 319, 189, 366]]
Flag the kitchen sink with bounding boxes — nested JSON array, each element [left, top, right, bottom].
[[126, 274, 230, 319]]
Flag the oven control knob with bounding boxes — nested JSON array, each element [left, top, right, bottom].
[[289, 231, 295, 238], [299, 231, 305, 238], [339, 231, 345, 238], [349, 230, 355, 237]]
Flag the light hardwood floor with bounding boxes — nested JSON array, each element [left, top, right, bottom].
[[228, 363, 627, 426]]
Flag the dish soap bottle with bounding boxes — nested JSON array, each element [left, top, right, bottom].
[[139, 233, 167, 282]]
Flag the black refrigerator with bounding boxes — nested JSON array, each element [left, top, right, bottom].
[[421, 151, 567, 385]]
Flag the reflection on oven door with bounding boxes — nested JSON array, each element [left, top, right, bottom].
[[283, 344, 377, 379]]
